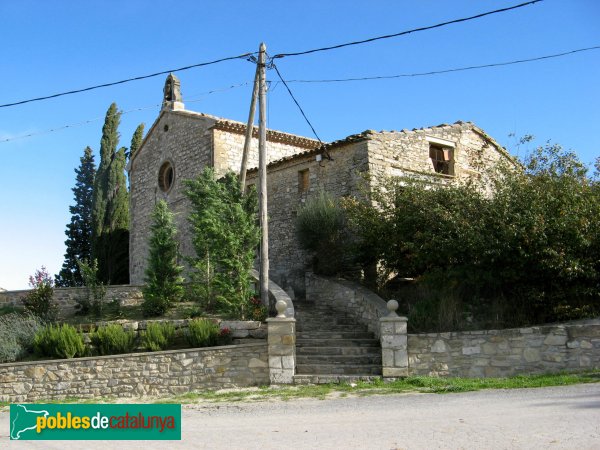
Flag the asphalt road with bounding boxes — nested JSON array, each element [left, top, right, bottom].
[[1, 383, 599, 449]]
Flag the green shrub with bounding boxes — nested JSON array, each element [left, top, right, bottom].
[[77, 259, 107, 318], [296, 191, 350, 275], [142, 200, 184, 317], [141, 322, 176, 351], [33, 324, 86, 359], [185, 318, 219, 348], [0, 313, 43, 362], [22, 267, 58, 322], [91, 324, 136, 355]]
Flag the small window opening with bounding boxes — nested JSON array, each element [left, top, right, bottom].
[[429, 144, 454, 175], [298, 169, 309, 193], [158, 161, 175, 192]]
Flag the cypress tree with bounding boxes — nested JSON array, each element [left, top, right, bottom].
[[142, 200, 184, 316], [128, 123, 145, 161], [55, 147, 96, 287], [91, 103, 130, 284]]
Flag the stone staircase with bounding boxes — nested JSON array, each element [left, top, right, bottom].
[[293, 300, 382, 384]]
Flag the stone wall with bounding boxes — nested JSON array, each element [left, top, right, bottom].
[[246, 141, 370, 297], [128, 108, 316, 285], [128, 110, 216, 284], [305, 273, 387, 339], [408, 322, 600, 378], [366, 122, 513, 194], [0, 343, 269, 403], [0, 285, 143, 317]]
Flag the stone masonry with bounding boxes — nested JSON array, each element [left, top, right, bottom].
[[408, 321, 600, 378], [128, 75, 515, 298], [0, 285, 143, 317], [0, 343, 269, 403]]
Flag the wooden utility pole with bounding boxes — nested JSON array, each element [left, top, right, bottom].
[[239, 65, 260, 192], [258, 42, 269, 307]]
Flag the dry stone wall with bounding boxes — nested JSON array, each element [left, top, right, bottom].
[[408, 322, 600, 378], [0, 343, 268, 403], [0, 285, 143, 317]]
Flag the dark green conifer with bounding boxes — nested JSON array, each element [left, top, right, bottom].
[[91, 103, 130, 284], [55, 147, 96, 286], [142, 200, 184, 316]]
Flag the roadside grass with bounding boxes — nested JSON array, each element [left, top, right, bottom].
[[2, 371, 598, 410], [155, 370, 600, 404]]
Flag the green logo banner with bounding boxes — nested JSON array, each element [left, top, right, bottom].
[[10, 404, 181, 440]]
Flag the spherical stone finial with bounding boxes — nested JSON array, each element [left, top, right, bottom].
[[275, 300, 287, 318], [387, 299, 399, 317]]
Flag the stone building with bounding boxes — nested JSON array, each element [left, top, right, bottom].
[[128, 75, 514, 297]]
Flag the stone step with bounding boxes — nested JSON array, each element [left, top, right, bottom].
[[296, 324, 368, 332], [296, 338, 380, 347], [293, 374, 382, 385], [296, 354, 382, 365], [295, 317, 361, 326], [296, 364, 382, 375], [297, 331, 374, 340], [296, 346, 382, 356]]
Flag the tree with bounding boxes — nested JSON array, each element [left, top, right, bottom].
[[344, 143, 600, 330], [184, 168, 260, 318], [128, 123, 145, 162], [142, 200, 184, 316], [91, 103, 130, 284], [56, 147, 96, 286]]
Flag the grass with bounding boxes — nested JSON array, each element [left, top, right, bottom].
[[155, 370, 600, 404], [1, 371, 598, 410]]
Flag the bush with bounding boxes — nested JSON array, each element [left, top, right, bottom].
[[22, 267, 58, 321], [91, 324, 136, 355], [142, 200, 184, 317], [77, 259, 107, 317], [141, 322, 176, 351], [0, 313, 43, 362], [184, 168, 260, 318], [218, 327, 233, 346], [33, 324, 86, 359], [345, 143, 600, 329], [296, 191, 350, 275], [185, 318, 219, 348]]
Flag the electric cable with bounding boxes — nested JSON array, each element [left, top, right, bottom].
[[0, 53, 255, 109], [281, 45, 600, 83], [272, 0, 542, 59], [270, 62, 323, 144]]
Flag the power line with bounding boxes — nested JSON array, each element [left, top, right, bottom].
[[270, 62, 323, 144], [281, 45, 600, 83], [272, 0, 542, 59], [0, 82, 251, 144], [0, 53, 255, 109]]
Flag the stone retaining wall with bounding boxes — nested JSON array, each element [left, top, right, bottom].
[[407, 322, 600, 378], [0, 285, 143, 316], [0, 343, 268, 403], [305, 273, 388, 338]]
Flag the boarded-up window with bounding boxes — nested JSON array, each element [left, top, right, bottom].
[[429, 145, 454, 175], [298, 169, 309, 193]]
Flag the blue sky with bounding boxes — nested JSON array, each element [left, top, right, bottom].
[[0, 0, 598, 290]]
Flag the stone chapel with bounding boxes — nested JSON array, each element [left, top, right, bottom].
[[128, 74, 514, 298]]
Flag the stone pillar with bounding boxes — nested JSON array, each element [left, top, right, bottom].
[[267, 300, 296, 384], [380, 300, 408, 378]]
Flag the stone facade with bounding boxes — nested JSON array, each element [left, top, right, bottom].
[[407, 322, 600, 378], [128, 77, 514, 297], [0, 285, 143, 317], [0, 343, 269, 403]]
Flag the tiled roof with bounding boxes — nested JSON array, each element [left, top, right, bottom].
[[247, 120, 513, 172]]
